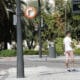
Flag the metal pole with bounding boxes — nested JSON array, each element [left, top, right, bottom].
[[65, 3, 67, 33], [65, 0, 68, 32], [16, 0, 24, 78], [38, 0, 42, 58]]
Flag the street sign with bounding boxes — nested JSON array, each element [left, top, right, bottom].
[[72, 0, 80, 13], [24, 7, 37, 19]]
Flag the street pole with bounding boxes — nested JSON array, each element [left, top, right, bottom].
[[38, 0, 42, 58], [65, 0, 68, 33], [65, 3, 67, 33], [16, 0, 24, 78]]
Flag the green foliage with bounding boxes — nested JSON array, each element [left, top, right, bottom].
[[24, 50, 48, 55], [55, 38, 64, 55], [74, 49, 80, 55], [41, 11, 65, 39], [42, 41, 48, 50], [73, 15, 80, 20], [41, 12, 55, 39], [29, 1, 38, 8], [42, 12, 55, 29], [55, 0, 64, 12], [0, 50, 48, 57], [55, 38, 80, 55], [22, 0, 67, 44], [22, 0, 80, 49], [0, 50, 16, 57]]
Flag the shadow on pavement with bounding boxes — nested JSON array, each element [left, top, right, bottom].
[[40, 69, 80, 76]]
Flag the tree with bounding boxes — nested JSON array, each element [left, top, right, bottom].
[[21, 0, 66, 47], [0, 0, 12, 49]]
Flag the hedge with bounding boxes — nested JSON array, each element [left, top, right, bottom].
[[0, 50, 16, 57], [0, 50, 48, 57], [0, 49, 80, 57]]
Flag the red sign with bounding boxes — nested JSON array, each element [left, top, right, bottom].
[[24, 7, 37, 19]]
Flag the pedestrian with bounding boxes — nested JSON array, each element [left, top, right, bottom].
[[63, 31, 75, 72]]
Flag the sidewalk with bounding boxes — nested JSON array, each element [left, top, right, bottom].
[[0, 55, 80, 62], [24, 55, 80, 61], [0, 66, 80, 80], [0, 55, 80, 80]]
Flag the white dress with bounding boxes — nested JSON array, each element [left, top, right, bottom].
[[63, 37, 73, 52]]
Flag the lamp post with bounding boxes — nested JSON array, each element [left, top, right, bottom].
[[16, 0, 24, 78], [38, 0, 42, 58], [64, 0, 68, 33]]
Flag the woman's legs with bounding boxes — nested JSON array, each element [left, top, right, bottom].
[[65, 52, 70, 69], [70, 51, 75, 69]]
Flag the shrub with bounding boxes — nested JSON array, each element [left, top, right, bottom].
[[42, 41, 48, 50], [74, 49, 80, 55], [0, 50, 16, 57], [24, 50, 48, 55], [0, 50, 48, 57], [55, 37, 64, 55]]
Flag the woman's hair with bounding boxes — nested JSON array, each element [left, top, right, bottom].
[[66, 31, 71, 35]]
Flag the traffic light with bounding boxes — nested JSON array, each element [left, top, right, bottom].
[[72, 0, 80, 13]]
